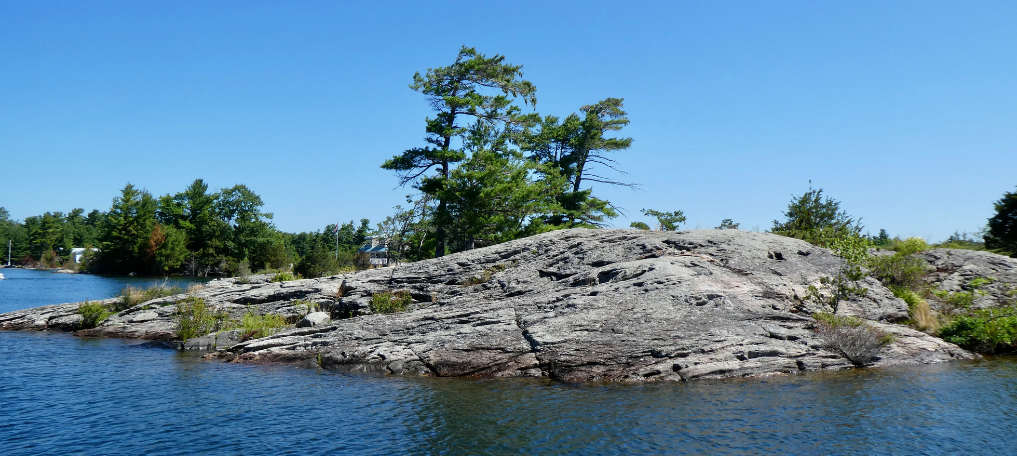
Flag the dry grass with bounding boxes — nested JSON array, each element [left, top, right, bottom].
[[813, 313, 895, 365], [911, 299, 939, 333]]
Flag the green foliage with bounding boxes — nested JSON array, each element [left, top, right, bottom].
[[630, 221, 650, 231], [640, 209, 686, 231], [772, 185, 862, 247], [370, 291, 413, 314], [114, 283, 185, 312], [382, 46, 537, 258], [294, 246, 356, 278], [985, 185, 1017, 256], [715, 219, 740, 230], [77, 301, 111, 329], [238, 311, 287, 340], [889, 237, 929, 256], [891, 286, 924, 311], [938, 307, 1017, 354], [520, 98, 632, 228], [933, 231, 987, 251], [96, 184, 158, 274], [868, 253, 928, 292], [270, 271, 296, 282], [175, 297, 231, 342]]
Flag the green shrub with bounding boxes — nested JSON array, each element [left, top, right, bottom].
[[934, 289, 976, 311], [77, 301, 111, 329], [890, 286, 939, 332], [889, 237, 929, 256], [238, 311, 287, 340], [370, 291, 413, 314], [270, 272, 296, 282], [295, 247, 357, 278], [813, 312, 865, 328], [868, 253, 929, 292], [939, 308, 1017, 354], [175, 297, 231, 342]]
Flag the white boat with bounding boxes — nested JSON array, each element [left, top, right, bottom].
[[0, 273, 5, 280]]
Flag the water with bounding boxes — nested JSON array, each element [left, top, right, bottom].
[[2, 271, 1016, 455], [0, 268, 211, 313]]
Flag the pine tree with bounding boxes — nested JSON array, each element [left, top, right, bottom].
[[382, 46, 536, 257], [985, 186, 1017, 256], [98, 183, 157, 274]]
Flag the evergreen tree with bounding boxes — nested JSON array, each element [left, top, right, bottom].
[[0, 207, 29, 264], [382, 46, 537, 257], [985, 186, 1017, 256], [641, 209, 686, 231], [521, 98, 632, 227], [98, 184, 157, 274], [771, 184, 862, 246]]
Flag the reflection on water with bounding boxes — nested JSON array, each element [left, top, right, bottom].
[[2, 270, 1017, 455]]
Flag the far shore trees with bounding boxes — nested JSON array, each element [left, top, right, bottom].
[[985, 185, 1017, 256]]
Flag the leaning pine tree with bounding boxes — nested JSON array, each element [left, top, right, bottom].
[[381, 46, 536, 258]]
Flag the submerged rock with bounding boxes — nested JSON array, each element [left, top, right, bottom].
[[1, 229, 986, 381]]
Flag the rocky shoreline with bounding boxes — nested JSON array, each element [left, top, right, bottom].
[[4, 228, 1015, 382]]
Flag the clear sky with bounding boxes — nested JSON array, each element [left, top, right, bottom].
[[2, 1, 1015, 241]]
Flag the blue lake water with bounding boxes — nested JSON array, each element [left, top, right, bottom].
[[1, 268, 1016, 455]]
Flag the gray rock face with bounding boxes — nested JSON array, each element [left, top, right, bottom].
[[297, 312, 331, 328], [181, 329, 242, 350], [209, 229, 973, 381], [0, 229, 982, 381], [920, 249, 1017, 309]]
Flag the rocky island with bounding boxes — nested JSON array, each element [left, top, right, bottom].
[[5, 228, 1016, 382]]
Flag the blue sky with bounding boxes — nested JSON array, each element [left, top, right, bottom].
[[2, 1, 1014, 241]]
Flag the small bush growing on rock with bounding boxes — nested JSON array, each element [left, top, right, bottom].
[[813, 312, 894, 365], [370, 292, 413, 314], [234, 259, 252, 284], [891, 286, 939, 332], [461, 264, 509, 287], [238, 311, 287, 340], [270, 272, 295, 282], [175, 297, 230, 342], [77, 301, 111, 329], [868, 252, 929, 293], [938, 307, 1017, 354]]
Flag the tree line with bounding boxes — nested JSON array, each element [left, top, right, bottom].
[[0, 180, 378, 276]]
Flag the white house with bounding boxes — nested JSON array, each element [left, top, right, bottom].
[[70, 247, 98, 263]]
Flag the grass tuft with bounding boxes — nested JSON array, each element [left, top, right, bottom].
[[370, 291, 413, 314]]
